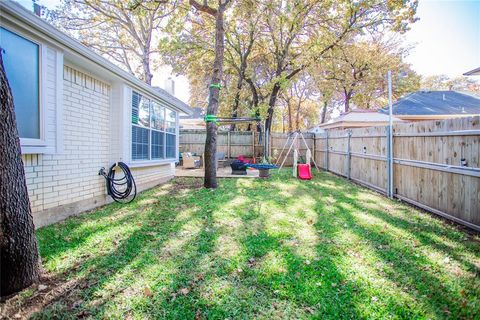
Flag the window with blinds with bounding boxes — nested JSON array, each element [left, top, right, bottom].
[[131, 91, 177, 161]]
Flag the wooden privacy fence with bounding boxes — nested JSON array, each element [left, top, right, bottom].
[[179, 116, 480, 230], [314, 116, 480, 231], [179, 130, 264, 158]]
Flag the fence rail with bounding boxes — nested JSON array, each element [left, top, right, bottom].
[[180, 116, 480, 231]]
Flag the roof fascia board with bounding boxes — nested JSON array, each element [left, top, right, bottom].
[[464, 67, 480, 76]]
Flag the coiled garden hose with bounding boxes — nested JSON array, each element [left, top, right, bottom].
[[98, 162, 137, 203]]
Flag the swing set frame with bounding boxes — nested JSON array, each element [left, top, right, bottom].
[[276, 131, 319, 176]]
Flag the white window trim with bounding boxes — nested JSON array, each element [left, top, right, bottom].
[[5, 28, 45, 145], [130, 90, 178, 163], [1, 25, 63, 154]]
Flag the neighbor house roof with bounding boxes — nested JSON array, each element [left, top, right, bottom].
[[179, 106, 205, 129], [316, 109, 403, 130], [464, 67, 480, 76], [1, 0, 192, 115], [180, 106, 204, 120], [379, 91, 480, 116]]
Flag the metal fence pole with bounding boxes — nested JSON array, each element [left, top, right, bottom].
[[386, 125, 392, 197], [227, 131, 231, 159], [268, 130, 272, 160], [387, 70, 394, 198]]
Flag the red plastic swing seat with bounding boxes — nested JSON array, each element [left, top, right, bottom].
[[297, 163, 312, 180]]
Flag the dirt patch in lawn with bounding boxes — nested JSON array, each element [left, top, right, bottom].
[[0, 272, 85, 319]]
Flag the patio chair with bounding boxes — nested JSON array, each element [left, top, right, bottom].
[[217, 152, 227, 168], [182, 152, 201, 169]]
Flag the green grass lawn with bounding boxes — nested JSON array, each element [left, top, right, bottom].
[[12, 171, 480, 319]]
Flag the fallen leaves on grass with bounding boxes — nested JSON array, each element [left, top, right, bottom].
[[143, 287, 153, 297], [179, 288, 190, 296]]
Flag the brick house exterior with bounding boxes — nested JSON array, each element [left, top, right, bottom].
[[1, 1, 191, 227]]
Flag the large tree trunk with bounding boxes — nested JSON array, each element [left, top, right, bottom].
[[203, 2, 227, 189], [0, 50, 40, 297]]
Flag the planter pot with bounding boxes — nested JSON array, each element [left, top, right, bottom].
[[259, 168, 270, 178]]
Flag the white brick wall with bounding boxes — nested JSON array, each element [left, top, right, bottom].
[[23, 65, 174, 227]]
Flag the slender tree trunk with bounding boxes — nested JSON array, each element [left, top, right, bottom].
[[320, 101, 328, 123], [287, 103, 293, 133], [264, 67, 302, 135], [142, 50, 153, 85], [230, 89, 240, 131], [344, 90, 352, 113], [203, 3, 228, 189], [264, 82, 281, 134], [0, 50, 40, 297], [230, 58, 247, 131], [295, 102, 301, 131]]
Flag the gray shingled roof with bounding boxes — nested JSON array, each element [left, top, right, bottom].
[[179, 106, 204, 119], [379, 91, 480, 115]]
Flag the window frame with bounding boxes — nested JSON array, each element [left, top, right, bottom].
[[130, 90, 178, 165], [1, 26, 45, 146]]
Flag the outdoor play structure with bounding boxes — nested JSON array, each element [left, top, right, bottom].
[[276, 131, 319, 180], [204, 115, 280, 177]]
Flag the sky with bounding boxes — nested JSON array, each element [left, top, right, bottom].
[[403, 0, 480, 78], [16, 0, 480, 104]]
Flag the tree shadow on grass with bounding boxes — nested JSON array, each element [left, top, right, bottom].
[[23, 177, 240, 319], [35, 179, 195, 267], [200, 176, 365, 319], [128, 180, 244, 319], [11, 171, 479, 319], [355, 199, 480, 275], [325, 185, 480, 319], [299, 171, 479, 272], [264, 171, 479, 318]]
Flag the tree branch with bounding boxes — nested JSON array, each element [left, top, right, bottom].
[[189, 0, 217, 16]]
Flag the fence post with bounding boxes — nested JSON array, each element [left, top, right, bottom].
[[227, 131, 231, 159], [386, 126, 392, 197], [252, 130, 255, 160], [268, 131, 272, 160], [346, 130, 352, 179], [325, 131, 329, 172], [312, 134, 316, 166]]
